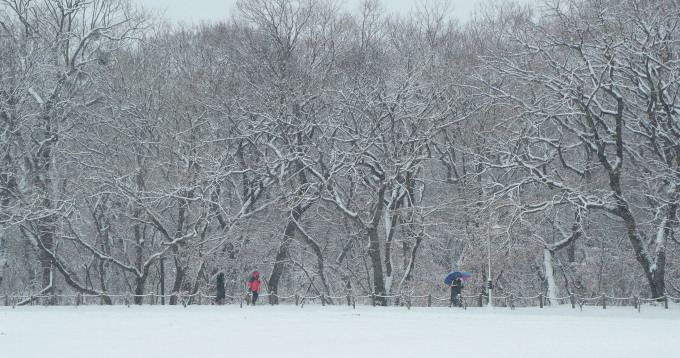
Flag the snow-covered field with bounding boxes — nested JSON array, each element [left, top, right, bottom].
[[1, 304, 678, 358]]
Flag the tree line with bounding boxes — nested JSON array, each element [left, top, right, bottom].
[[1, 0, 679, 305]]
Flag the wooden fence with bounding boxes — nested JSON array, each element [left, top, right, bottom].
[[2, 291, 678, 309]]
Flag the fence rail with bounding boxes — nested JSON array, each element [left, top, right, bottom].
[[2, 291, 678, 309]]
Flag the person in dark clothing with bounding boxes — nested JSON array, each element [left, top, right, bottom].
[[247, 271, 260, 305], [449, 275, 464, 307], [214, 272, 225, 305]]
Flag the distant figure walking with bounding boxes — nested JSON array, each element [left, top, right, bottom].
[[214, 272, 225, 305], [248, 271, 260, 305], [449, 275, 464, 307]]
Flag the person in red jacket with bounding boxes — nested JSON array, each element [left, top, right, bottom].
[[247, 271, 260, 305]]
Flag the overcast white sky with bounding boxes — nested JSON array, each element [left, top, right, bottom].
[[133, 0, 494, 24]]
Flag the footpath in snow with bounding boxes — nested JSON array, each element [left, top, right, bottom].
[[1, 304, 678, 358]]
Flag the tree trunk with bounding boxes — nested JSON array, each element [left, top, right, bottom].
[[292, 219, 331, 300], [134, 276, 147, 305], [268, 204, 307, 303], [37, 218, 55, 289], [600, 97, 665, 298], [268, 227, 293, 304], [367, 226, 386, 305], [383, 187, 403, 296], [544, 249, 558, 305], [169, 249, 185, 306]]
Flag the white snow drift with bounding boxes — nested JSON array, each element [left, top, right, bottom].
[[1, 304, 678, 358]]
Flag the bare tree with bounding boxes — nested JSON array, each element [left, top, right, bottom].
[[474, 0, 680, 299]]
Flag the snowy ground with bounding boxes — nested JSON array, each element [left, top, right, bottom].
[[1, 303, 678, 358]]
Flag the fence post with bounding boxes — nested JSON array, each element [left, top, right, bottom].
[[664, 295, 668, 309], [602, 294, 606, 309], [246, 292, 251, 306], [569, 293, 574, 309], [100, 293, 104, 306], [295, 293, 299, 306], [269, 292, 274, 306], [539, 293, 543, 308], [321, 293, 325, 306], [30, 295, 34, 306], [371, 293, 376, 307], [125, 294, 130, 308], [4, 294, 8, 307], [347, 293, 351, 306], [150, 292, 155, 305], [197, 291, 202, 306], [632, 295, 637, 309], [52, 290, 57, 306], [76, 292, 81, 307], [478, 293, 483, 307], [509, 293, 515, 310], [427, 293, 432, 307]]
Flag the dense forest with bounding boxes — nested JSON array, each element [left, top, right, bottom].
[[1, 0, 679, 305]]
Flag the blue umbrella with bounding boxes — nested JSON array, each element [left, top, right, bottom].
[[444, 271, 470, 285]]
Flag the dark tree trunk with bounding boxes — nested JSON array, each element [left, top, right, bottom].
[[169, 247, 185, 305], [367, 184, 387, 305], [292, 219, 331, 300], [401, 234, 422, 286], [268, 204, 308, 303], [268, 153, 310, 303], [37, 218, 55, 289], [601, 97, 665, 298], [134, 276, 147, 305], [133, 169, 146, 304], [170, 188, 191, 305]]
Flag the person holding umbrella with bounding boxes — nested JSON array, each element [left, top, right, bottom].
[[444, 271, 469, 308], [449, 275, 463, 307]]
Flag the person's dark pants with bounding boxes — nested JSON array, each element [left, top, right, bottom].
[[251, 291, 258, 305], [215, 291, 225, 305], [450, 291, 462, 307]]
